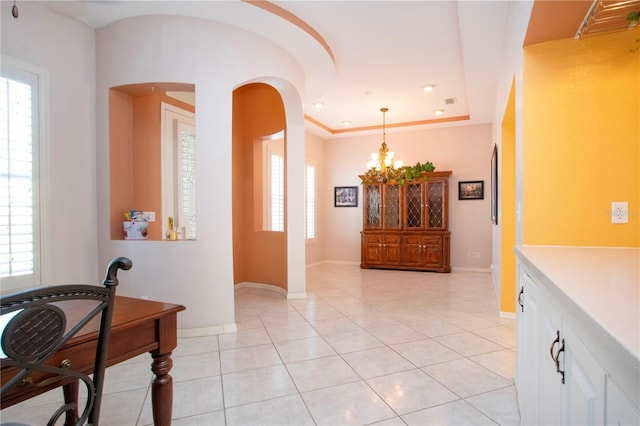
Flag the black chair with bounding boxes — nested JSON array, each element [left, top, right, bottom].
[[1, 257, 132, 426]]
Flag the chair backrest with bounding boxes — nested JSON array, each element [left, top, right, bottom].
[[1, 257, 132, 426]]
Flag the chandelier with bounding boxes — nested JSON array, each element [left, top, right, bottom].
[[363, 108, 403, 182]]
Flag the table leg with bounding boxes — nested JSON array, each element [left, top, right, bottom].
[[62, 379, 80, 426], [151, 351, 174, 426]]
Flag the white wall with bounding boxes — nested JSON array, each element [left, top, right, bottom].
[[320, 124, 493, 270], [491, 1, 533, 303], [94, 16, 307, 333], [1, 2, 99, 284]]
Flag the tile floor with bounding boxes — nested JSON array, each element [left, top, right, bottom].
[[1, 264, 521, 425]]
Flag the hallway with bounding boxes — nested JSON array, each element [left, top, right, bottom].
[[2, 264, 520, 425]]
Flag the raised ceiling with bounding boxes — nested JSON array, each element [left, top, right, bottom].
[[43, 0, 631, 138]]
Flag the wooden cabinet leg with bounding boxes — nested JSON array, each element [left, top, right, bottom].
[[62, 379, 80, 426], [151, 351, 174, 426]]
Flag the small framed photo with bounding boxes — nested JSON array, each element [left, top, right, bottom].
[[334, 186, 358, 207], [458, 180, 484, 200]]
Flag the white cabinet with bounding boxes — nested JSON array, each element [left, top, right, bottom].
[[515, 251, 640, 426], [515, 270, 541, 424], [606, 377, 640, 425], [538, 296, 563, 425], [561, 322, 606, 425]]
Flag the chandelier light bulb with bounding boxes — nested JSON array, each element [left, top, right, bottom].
[[362, 107, 404, 182]]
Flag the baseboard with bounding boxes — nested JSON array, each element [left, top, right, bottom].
[[178, 323, 237, 338], [307, 262, 490, 272], [500, 311, 516, 320], [235, 281, 287, 297], [451, 266, 492, 272], [286, 292, 307, 300], [306, 260, 360, 267], [235, 281, 306, 299]]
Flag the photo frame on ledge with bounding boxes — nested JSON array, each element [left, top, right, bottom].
[[334, 186, 358, 207], [458, 180, 484, 200]]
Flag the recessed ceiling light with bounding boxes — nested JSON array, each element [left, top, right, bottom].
[[423, 84, 435, 92], [434, 109, 444, 115], [342, 120, 352, 126], [313, 101, 324, 108]]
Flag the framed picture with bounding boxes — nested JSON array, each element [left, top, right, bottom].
[[458, 180, 484, 200], [334, 186, 358, 207], [491, 144, 498, 224]]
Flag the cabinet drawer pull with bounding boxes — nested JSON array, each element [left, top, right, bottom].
[[518, 287, 524, 312]]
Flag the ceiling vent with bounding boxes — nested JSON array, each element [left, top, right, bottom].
[[444, 97, 457, 105]]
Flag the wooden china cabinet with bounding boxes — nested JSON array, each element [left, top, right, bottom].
[[360, 171, 451, 272]]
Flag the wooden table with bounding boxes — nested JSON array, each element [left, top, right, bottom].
[[1, 295, 186, 426]]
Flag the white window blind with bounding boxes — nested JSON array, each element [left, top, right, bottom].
[[178, 123, 196, 240], [161, 102, 196, 239], [305, 164, 316, 240], [0, 66, 40, 288], [270, 153, 284, 232]]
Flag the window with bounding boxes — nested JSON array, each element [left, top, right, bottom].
[[0, 60, 42, 291], [161, 102, 196, 239], [305, 163, 316, 240], [260, 134, 284, 232], [177, 121, 196, 240], [269, 153, 284, 232]]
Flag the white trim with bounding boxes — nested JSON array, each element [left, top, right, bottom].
[[286, 292, 307, 300], [306, 261, 491, 273], [451, 266, 492, 273], [0, 56, 49, 288], [177, 323, 238, 338], [309, 260, 360, 266], [235, 281, 306, 300], [235, 281, 287, 297], [499, 311, 516, 320]]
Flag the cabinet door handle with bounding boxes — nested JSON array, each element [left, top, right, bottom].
[[549, 330, 560, 363], [518, 287, 524, 312], [549, 331, 566, 384], [554, 338, 565, 384]]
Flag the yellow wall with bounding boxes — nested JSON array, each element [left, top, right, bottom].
[[523, 30, 639, 247], [500, 78, 517, 313]]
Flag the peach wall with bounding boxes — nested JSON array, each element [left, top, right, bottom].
[[321, 124, 493, 269], [523, 30, 639, 247], [109, 90, 195, 240], [232, 83, 287, 289], [132, 95, 161, 239], [109, 90, 134, 239]]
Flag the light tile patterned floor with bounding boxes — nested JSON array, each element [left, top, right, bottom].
[[1, 264, 520, 425]]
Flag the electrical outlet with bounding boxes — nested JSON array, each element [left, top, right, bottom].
[[611, 202, 628, 224], [473, 252, 481, 258], [143, 211, 156, 222]]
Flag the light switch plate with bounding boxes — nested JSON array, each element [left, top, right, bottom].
[[611, 202, 628, 224]]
